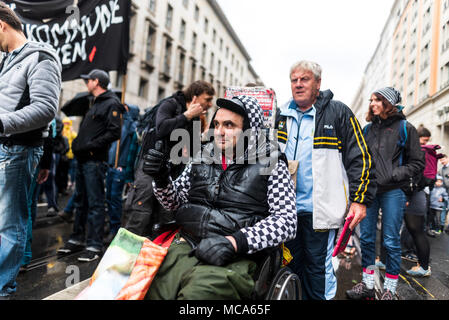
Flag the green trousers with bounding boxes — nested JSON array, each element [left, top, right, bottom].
[[146, 238, 257, 300]]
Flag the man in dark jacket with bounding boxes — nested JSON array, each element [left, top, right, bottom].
[[276, 60, 377, 300], [155, 80, 215, 175], [58, 69, 125, 262], [142, 95, 297, 300]]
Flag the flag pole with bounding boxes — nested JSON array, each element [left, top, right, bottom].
[[114, 73, 127, 169]]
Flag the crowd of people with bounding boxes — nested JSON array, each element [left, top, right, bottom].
[[0, 3, 447, 301]]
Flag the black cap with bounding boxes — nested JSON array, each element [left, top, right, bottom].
[[216, 97, 247, 118], [80, 69, 110, 89]]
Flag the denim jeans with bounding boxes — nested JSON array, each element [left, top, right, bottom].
[[0, 144, 42, 296], [360, 189, 406, 276], [105, 167, 126, 236], [41, 153, 60, 210], [441, 200, 448, 228], [22, 166, 40, 266], [69, 160, 107, 251]]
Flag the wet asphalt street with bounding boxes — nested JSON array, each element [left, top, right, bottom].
[[8, 192, 449, 300]]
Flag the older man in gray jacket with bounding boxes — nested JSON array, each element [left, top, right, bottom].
[[0, 2, 61, 299]]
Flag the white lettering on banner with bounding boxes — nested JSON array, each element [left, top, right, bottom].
[[21, 0, 124, 67]]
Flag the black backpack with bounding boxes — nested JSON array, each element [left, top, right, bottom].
[[136, 95, 183, 161]]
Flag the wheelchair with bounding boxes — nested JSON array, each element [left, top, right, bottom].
[[251, 246, 302, 300], [153, 223, 302, 300]]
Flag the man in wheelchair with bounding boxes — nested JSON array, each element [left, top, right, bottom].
[[142, 95, 297, 300]]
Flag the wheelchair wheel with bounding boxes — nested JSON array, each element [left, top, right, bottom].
[[265, 267, 301, 300]]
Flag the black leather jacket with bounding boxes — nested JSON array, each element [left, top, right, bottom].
[[175, 142, 284, 245]]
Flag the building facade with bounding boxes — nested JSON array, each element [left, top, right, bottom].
[[60, 0, 263, 117], [352, 0, 449, 147]]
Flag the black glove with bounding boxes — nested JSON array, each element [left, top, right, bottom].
[[195, 236, 236, 266], [142, 148, 170, 187]]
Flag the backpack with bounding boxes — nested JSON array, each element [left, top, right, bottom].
[[122, 96, 181, 238], [136, 95, 183, 161], [363, 119, 408, 166]]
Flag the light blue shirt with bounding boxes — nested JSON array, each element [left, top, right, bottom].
[[282, 101, 315, 214]]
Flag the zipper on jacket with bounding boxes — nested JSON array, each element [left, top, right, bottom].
[[293, 119, 301, 161], [213, 169, 226, 202]]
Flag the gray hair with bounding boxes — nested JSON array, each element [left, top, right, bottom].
[[290, 60, 322, 80]]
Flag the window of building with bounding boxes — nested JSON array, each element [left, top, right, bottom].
[[217, 59, 221, 78], [200, 66, 206, 80], [145, 23, 157, 65], [139, 78, 149, 98], [210, 52, 214, 71], [179, 19, 186, 44], [204, 18, 209, 33], [166, 4, 173, 30], [441, 62, 449, 88], [224, 66, 228, 83], [149, 0, 156, 13], [442, 21, 449, 53], [158, 87, 166, 101], [212, 29, 216, 43], [190, 58, 197, 83], [201, 43, 207, 64], [162, 37, 173, 75], [419, 79, 429, 100], [194, 5, 199, 22], [177, 50, 186, 85], [191, 32, 197, 55]]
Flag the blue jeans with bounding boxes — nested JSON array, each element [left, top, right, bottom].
[[22, 166, 40, 266], [0, 144, 42, 296], [441, 200, 448, 228], [41, 153, 60, 210], [69, 160, 107, 251], [105, 167, 126, 236], [360, 189, 406, 276]]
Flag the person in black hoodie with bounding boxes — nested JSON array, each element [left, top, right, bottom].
[[346, 87, 425, 300], [154, 80, 215, 177], [57, 69, 125, 262]]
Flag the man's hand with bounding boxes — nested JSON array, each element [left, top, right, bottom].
[[142, 148, 168, 178], [195, 236, 237, 266], [37, 169, 50, 184], [347, 202, 367, 230], [184, 96, 205, 120]]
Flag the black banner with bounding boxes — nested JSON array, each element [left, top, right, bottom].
[[5, 0, 130, 81]]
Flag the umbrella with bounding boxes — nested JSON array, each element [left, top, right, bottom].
[[12, 0, 74, 21], [60, 88, 122, 117]]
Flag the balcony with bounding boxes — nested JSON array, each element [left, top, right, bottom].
[[159, 63, 171, 82], [141, 52, 155, 73]]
